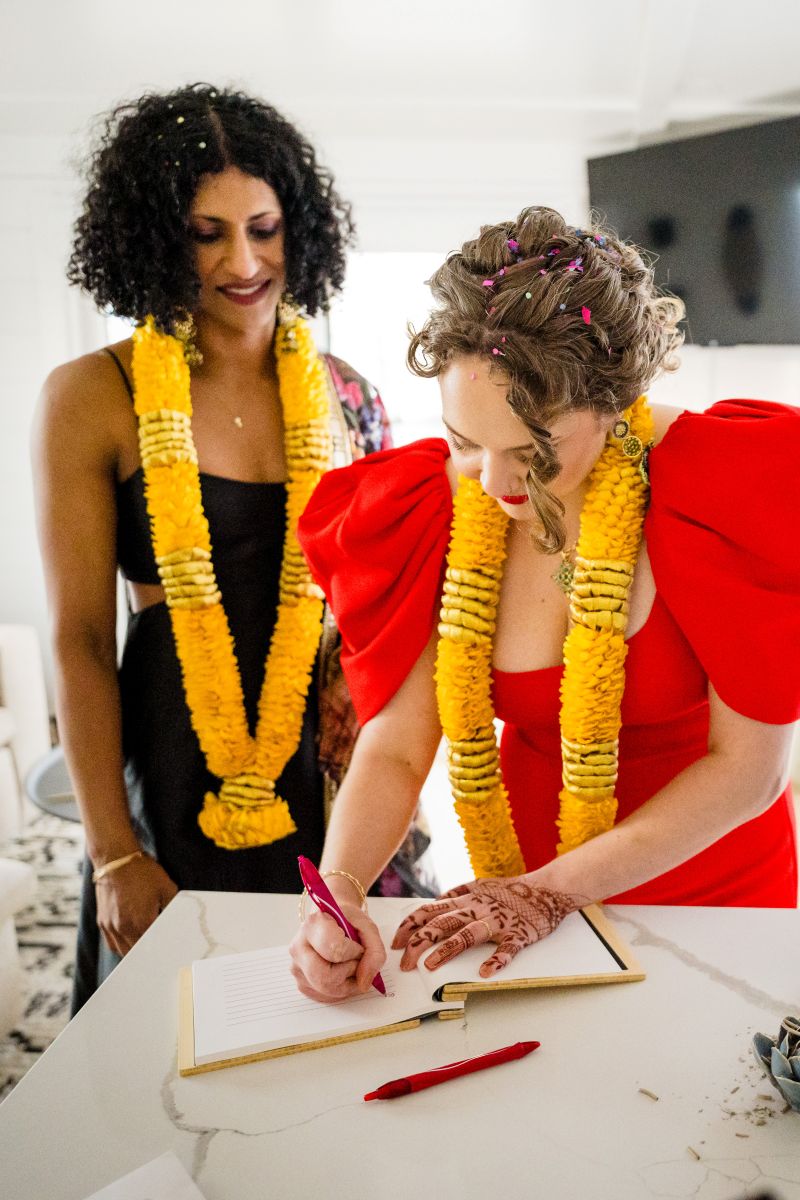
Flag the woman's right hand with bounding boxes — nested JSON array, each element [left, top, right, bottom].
[[289, 902, 387, 1003], [95, 855, 178, 957]]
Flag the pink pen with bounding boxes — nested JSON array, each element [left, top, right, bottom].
[[298, 855, 386, 995]]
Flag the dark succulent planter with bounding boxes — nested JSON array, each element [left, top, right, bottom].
[[752, 1016, 800, 1112]]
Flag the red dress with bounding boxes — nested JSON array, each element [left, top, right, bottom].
[[299, 400, 800, 907]]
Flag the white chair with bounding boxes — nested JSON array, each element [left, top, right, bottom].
[[0, 709, 19, 843], [0, 856, 36, 1037], [0, 625, 51, 839]]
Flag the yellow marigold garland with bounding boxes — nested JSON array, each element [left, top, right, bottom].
[[131, 314, 331, 849], [436, 396, 653, 875], [557, 396, 654, 853], [434, 478, 526, 879]]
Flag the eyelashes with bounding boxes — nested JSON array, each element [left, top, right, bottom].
[[190, 226, 280, 244], [448, 435, 533, 469]]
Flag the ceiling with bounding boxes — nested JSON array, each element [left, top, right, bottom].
[[2, 1, 798, 250], [3, 0, 799, 149]]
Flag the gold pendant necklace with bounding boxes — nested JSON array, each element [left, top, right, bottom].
[[215, 394, 244, 429], [552, 542, 578, 594]]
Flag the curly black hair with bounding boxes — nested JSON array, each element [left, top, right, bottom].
[[68, 83, 355, 329]]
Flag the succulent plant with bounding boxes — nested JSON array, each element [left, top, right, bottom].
[[752, 1016, 800, 1112]]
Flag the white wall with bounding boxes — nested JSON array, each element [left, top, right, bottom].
[[0, 141, 107, 699]]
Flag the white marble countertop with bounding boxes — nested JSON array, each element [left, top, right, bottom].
[[1, 892, 798, 1200]]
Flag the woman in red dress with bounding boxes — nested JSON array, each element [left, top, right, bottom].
[[289, 207, 800, 1002]]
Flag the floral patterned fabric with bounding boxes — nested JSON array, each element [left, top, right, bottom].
[[325, 354, 393, 456]]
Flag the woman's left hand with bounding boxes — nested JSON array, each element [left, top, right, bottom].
[[391, 877, 583, 978]]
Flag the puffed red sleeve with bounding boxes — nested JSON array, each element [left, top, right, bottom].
[[298, 438, 453, 724], [646, 399, 800, 724]]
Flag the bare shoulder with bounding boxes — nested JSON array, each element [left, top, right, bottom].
[[650, 402, 684, 446], [35, 338, 137, 471], [40, 337, 133, 412]]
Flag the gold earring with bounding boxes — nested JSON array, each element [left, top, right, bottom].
[[173, 311, 203, 367], [611, 415, 643, 460], [277, 291, 300, 322]]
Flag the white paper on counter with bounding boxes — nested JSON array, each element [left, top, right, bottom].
[[83, 1151, 206, 1200]]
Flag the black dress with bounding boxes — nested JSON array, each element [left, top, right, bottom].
[[72, 389, 326, 1012], [115, 469, 326, 891]]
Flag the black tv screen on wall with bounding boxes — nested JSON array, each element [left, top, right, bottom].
[[587, 116, 800, 346]]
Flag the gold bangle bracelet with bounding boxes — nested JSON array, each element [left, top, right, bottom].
[[92, 849, 145, 883], [298, 868, 368, 921]]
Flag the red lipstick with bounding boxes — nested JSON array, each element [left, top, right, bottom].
[[217, 280, 271, 307], [501, 495, 528, 505]]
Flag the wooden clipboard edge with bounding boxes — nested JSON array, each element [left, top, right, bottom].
[[438, 903, 645, 1001], [178, 966, 427, 1077], [581, 903, 645, 978]]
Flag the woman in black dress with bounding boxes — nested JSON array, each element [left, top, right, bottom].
[[32, 84, 404, 1012]]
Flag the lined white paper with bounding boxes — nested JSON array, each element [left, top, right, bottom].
[[419, 908, 625, 992], [191, 927, 455, 1066], [190, 908, 630, 1067]]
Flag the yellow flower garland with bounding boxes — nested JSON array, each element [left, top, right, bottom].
[[130, 313, 332, 849], [436, 396, 653, 875]]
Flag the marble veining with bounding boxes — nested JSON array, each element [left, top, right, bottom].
[[613, 910, 798, 1018], [2, 896, 798, 1200]]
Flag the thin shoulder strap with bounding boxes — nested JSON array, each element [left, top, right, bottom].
[[103, 347, 134, 402]]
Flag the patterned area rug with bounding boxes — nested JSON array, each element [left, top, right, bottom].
[[0, 814, 84, 1100]]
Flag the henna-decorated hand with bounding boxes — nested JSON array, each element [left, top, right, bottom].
[[391, 877, 583, 978]]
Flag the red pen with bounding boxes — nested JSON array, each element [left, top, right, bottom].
[[363, 1039, 540, 1101], [297, 855, 386, 996]]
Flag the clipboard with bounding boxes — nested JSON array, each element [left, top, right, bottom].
[[178, 903, 644, 1076]]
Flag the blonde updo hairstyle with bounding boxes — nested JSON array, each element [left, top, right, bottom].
[[408, 206, 685, 552]]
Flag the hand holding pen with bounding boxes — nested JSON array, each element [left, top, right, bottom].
[[289, 857, 388, 1003]]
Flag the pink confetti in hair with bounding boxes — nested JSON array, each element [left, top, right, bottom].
[[507, 238, 519, 252], [498, 267, 506, 276], [581, 306, 591, 324], [482, 279, 494, 288], [539, 269, 547, 275]]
